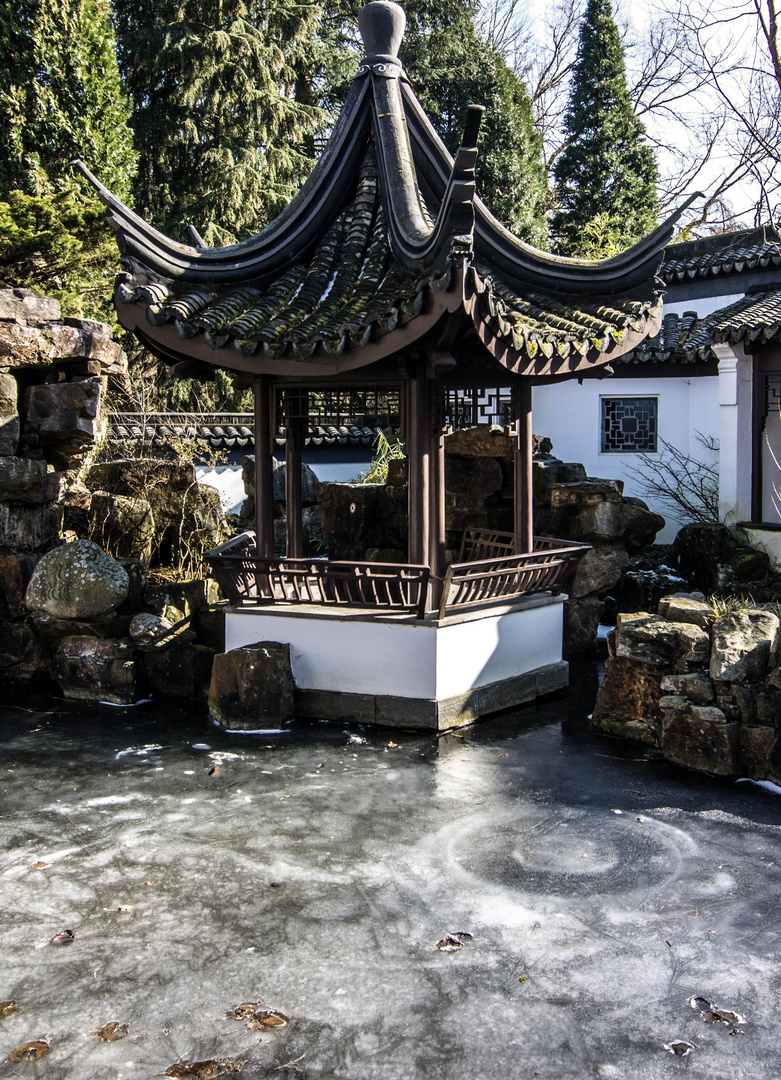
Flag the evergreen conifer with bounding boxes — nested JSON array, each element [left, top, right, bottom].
[[0, 0, 136, 319], [114, 0, 325, 245], [552, 0, 658, 255]]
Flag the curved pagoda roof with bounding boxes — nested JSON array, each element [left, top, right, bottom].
[[77, 1, 692, 382]]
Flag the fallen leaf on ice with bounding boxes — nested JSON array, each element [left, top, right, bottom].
[[30, 861, 48, 870], [164, 1058, 245, 1077], [50, 928, 75, 946], [10, 1041, 49, 1062], [91, 1021, 129, 1042], [663, 1040, 696, 1057], [0, 1001, 19, 1019]]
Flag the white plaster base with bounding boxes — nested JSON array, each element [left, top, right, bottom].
[[743, 525, 781, 570], [225, 596, 567, 730]]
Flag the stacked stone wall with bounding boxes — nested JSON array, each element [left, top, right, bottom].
[[593, 593, 781, 781]]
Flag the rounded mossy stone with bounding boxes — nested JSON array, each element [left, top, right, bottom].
[[25, 539, 129, 619]]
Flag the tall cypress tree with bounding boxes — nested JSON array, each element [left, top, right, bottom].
[[552, 0, 658, 255], [114, 0, 325, 245], [0, 0, 136, 319], [0, 0, 135, 199]]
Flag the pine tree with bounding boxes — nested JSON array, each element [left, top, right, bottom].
[[0, 0, 136, 319], [552, 0, 659, 255], [114, 0, 325, 245], [0, 0, 135, 200]]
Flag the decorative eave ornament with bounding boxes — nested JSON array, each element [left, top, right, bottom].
[[74, 0, 695, 381]]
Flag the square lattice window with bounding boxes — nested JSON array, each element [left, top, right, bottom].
[[601, 397, 658, 453]]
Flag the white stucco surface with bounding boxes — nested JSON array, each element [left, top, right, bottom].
[[225, 599, 564, 700], [533, 375, 720, 542]]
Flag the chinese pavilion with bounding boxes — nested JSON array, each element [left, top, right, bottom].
[[79, 1, 690, 729]]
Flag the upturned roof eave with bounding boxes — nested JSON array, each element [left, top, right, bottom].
[[74, 77, 374, 288], [400, 82, 698, 298]]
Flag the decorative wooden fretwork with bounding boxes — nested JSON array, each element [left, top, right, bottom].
[[278, 387, 401, 428], [204, 530, 590, 619], [600, 397, 658, 453], [763, 374, 781, 430], [438, 387, 515, 435]]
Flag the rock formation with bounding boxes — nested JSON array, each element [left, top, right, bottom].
[[593, 592, 781, 781]]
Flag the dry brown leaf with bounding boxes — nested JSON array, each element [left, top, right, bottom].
[[50, 928, 75, 946], [164, 1059, 245, 1078], [10, 1041, 49, 1062], [664, 1040, 695, 1057], [91, 1021, 129, 1042], [0, 1000, 19, 1019], [30, 861, 48, 870], [435, 934, 464, 952], [248, 1009, 289, 1031]]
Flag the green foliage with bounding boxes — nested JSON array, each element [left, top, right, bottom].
[[0, 187, 120, 321], [552, 0, 659, 255], [0, 0, 135, 200], [353, 431, 405, 485], [579, 212, 623, 258], [114, 0, 326, 244]]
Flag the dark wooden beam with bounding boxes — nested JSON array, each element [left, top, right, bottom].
[[285, 389, 307, 558], [407, 360, 430, 565], [254, 376, 275, 557], [513, 382, 533, 554]]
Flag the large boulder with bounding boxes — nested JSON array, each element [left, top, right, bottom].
[[657, 593, 713, 628], [0, 373, 19, 456], [0, 457, 60, 504], [613, 612, 710, 666], [25, 539, 129, 618], [87, 491, 155, 563], [21, 377, 104, 468], [569, 542, 628, 598], [661, 701, 741, 776], [208, 642, 296, 729], [55, 635, 138, 705], [0, 502, 63, 552], [671, 523, 770, 593], [710, 610, 780, 684], [592, 657, 666, 745]]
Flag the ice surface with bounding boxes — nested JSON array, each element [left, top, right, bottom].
[[1, 678, 780, 1079]]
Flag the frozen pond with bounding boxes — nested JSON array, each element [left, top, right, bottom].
[[1, 667, 780, 1079]]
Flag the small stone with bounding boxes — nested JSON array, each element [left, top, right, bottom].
[[657, 593, 713, 628], [129, 612, 171, 643]]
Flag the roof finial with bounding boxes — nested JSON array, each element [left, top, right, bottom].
[[359, 2, 406, 60]]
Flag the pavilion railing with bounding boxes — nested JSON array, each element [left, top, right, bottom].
[[204, 532, 430, 618], [205, 530, 589, 620], [437, 535, 589, 621]]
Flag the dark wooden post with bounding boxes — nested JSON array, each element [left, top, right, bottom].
[[253, 375, 275, 557], [407, 360, 430, 566], [513, 381, 533, 554], [285, 389, 307, 558], [429, 389, 446, 589]]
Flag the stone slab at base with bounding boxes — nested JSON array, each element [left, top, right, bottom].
[[296, 662, 569, 731], [225, 594, 568, 731]]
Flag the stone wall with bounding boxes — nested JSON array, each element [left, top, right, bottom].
[[593, 594, 781, 782], [0, 289, 228, 699], [315, 427, 664, 655]]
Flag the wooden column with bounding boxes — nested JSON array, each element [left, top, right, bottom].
[[285, 389, 307, 558], [253, 376, 275, 557], [429, 400, 446, 586], [513, 381, 533, 554], [407, 360, 430, 565]]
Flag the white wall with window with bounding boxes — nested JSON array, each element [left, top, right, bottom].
[[532, 375, 720, 542]]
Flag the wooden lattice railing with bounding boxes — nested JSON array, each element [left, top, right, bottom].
[[205, 530, 589, 619], [204, 533, 430, 618], [437, 535, 589, 620]]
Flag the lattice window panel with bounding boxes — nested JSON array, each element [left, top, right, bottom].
[[601, 397, 658, 453], [278, 387, 401, 428], [440, 387, 515, 434], [764, 374, 781, 430]]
